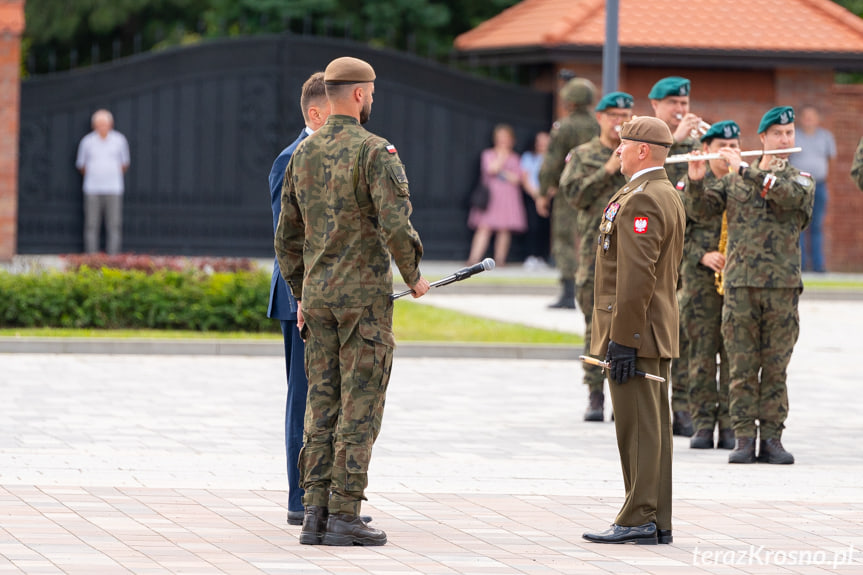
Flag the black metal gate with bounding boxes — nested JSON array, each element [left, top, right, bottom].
[[18, 35, 552, 259]]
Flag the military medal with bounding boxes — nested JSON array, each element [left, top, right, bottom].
[[604, 202, 620, 221], [600, 220, 612, 233], [602, 237, 610, 251]]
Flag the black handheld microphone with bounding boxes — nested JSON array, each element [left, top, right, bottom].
[[390, 258, 496, 300]]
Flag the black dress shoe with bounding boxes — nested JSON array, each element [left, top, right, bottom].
[[672, 411, 694, 437], [299, 505, 328, 545], [728, 437, 756, 464], [583, 523, 658, 545], [322, 513, 387, 546], [287, 510, 304, 526], [689, 429, 714, 449], [757, 438, 795, 464], [658, 529, 673, 544], [717, 428, 736, 450]]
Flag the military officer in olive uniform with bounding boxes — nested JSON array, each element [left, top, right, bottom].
[[276, 57, 430, 546], [538, 78, 600, 309], [559, 91, 633, 421], [582, 117, 685, 545], [852, 136, 863, 191], [685, 106, 814, 465], [649, 76, 703, 437], [680, 121, 741, 450]]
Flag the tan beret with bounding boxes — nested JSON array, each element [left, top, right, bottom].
[[324, 57, 376, 84], [620, 116, 674, 147]]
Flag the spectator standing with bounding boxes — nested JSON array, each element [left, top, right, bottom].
[[520, 131, 551, 267], [790, 105, 836, 272], [75, 109, 130, 254], [466, 124, 527, 267]]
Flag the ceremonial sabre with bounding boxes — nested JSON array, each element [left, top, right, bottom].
[[390, 258, 495, 300], [579, 355, 666, 383]]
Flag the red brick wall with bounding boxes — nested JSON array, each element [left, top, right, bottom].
[[549, 62, 863, 271], [0, 0, 24, 261]]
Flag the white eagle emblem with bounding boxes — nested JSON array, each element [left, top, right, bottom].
[[634, 217, 648, 234]]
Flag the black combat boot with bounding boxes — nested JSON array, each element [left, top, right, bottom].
[[584, 390, 604, 421], [689, 429, 714, 449], [728, 437, 756, 464], [757, 438, 795, 464], [717, 428, 735, 450], [672, 411, 694, 437], [299, 505, 328, 545], [548, 279, 576, 309], [322, 513, 387, 546]]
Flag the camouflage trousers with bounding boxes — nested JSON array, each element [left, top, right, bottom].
[[670, 291, 690, 412], [551, 196, 578, 279], [300, 296, 394, 515], [576, 278, 604, 392], [722, 287, 800, 439], [680, 276, 729, 432]]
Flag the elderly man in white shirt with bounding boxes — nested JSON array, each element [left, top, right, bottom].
[[76, 109, 130, 254]]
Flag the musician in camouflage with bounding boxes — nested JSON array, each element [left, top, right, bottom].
[[538, 77, 599, 309], [853, 136, 863, 191], [275, 57, 429, 546], [679, 121, 740, 450], [649, 76, 702, 437], [559, 91, 632, 422], [684, 106, 814, 465]]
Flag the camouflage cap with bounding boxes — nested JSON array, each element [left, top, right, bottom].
[[324, 57, 376, 84], [620, 116, 673, 147], [560, 78, 597, 106], [701, 120, 741, 143], [648, 76, 690, 100], [596, 91, 634, 111], [758, 106, 795, 134]]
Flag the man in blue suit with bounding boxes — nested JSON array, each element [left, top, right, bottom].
[[268, 72, 330, 526]]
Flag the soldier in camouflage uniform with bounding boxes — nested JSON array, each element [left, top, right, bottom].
[[538, 78, 599, 309], [649, 76, 704, 437], [684, 106, 814, 465], [679, 121, 741, 450], [559, 91, 632, 422], [853, 136, 863, 191], [275, 57, 429, 546]]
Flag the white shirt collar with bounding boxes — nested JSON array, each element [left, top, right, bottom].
[[304, 126, 315, 136], [629, 166, 663, 182]]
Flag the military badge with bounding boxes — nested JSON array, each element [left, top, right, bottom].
[[386, 144, 397, 154], [676, 180, 685, 191], [565, 151, 573, 163], [795, 174, 812, 186], [634, 217, 648, 234], [600, 220, 612, 233], [604, 202, 620, 221], [602, 237, 610, 251]]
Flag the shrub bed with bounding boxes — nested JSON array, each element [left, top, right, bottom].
[[0, 266, 277, 332]]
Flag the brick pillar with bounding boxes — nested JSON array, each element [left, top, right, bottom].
[[0, 0, 24, 261]]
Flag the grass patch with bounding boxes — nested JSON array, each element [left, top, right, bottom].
[[0, 302, 582, 345], [803, 279, 863, 290]]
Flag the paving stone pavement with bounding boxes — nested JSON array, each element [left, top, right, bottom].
[[2, 298, 863, 573]]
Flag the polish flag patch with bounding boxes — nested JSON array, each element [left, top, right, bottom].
[[634, 217, 648, 233], [386, 145, 397, 154]]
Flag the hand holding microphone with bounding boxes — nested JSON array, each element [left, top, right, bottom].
[[391, 258, 495, 300]]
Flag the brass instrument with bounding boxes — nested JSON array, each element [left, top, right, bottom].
[[675, 114, 711, 138], [715, 212, 728, 295]]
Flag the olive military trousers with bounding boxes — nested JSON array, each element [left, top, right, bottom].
[[300, 296, 394, 515], [608, 358, 672, 530], [722, 287, 799, 439]]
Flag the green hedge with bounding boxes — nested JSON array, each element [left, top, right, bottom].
[[0, 267, 278, 332]]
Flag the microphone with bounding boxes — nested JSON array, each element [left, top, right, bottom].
[[390, 258, 496, 299], [453, 258, 495, 281]]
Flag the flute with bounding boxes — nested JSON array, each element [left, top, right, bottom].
[[665, 147, 802, 164]]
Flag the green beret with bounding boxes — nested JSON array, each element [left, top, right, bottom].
[[648, 76, 690, 100], [758, 106, 795, 134], [700, 120, 741, 143], [324, 57, 376, 84], [596, 91, 634, 111], [620, 116, 673, 147]]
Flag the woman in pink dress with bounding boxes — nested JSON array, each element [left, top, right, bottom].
[[467, 124, 527, 266]]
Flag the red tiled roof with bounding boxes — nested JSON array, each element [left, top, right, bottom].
[[455, 0, 863, 54]]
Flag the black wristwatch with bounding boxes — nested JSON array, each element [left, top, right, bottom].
[[737, 164, 747, 177]]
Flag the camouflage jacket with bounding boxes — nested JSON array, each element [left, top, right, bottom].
[[852, 136, 863, 192], [275, 115, 423, 308], [538, 108, 599, 196], [559, 136, 626, 284], [685, 160, 814, 289], [681, 170, 723, 289]]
